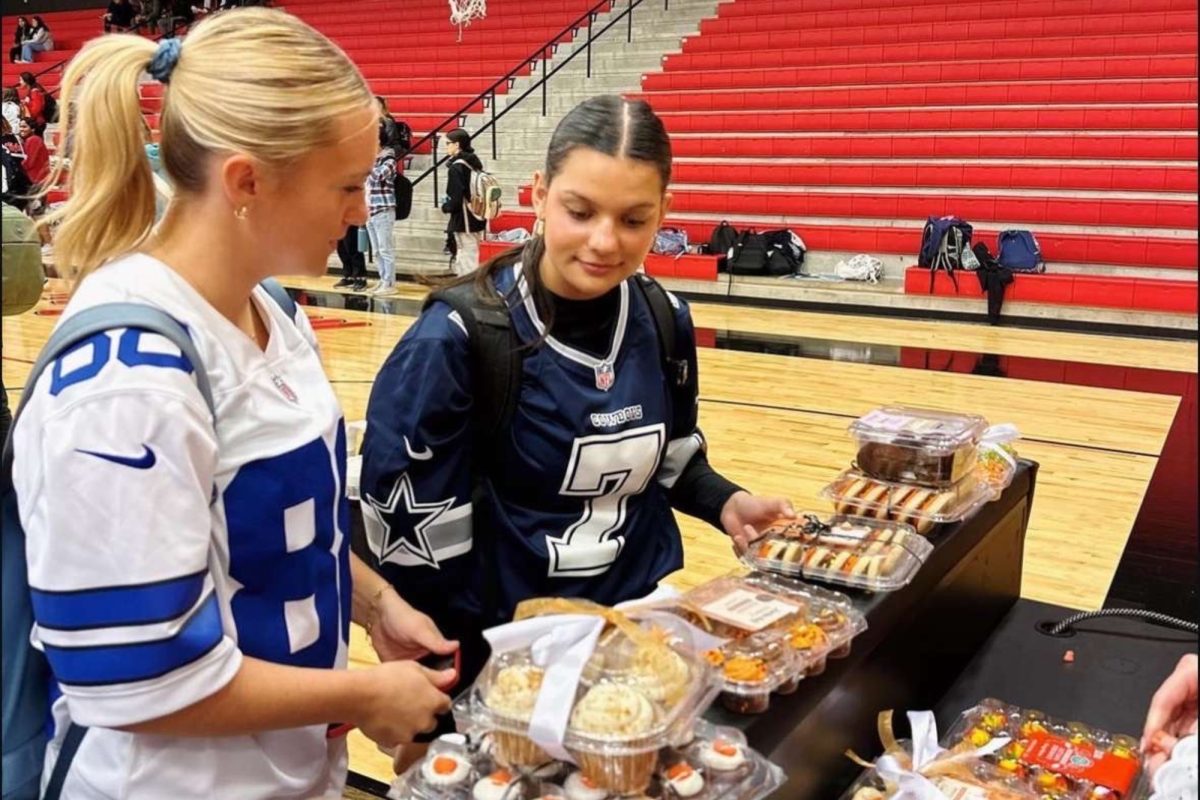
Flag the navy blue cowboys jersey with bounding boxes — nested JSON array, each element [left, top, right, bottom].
[[360, 263, 704, 624]]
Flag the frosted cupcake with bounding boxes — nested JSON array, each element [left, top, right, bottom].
[[663, 762, 706, 798], [697, 738, 749, 781], [472, 769, 520, 800], [563, 771, 609, 800], [421, 752, 473, 790], [485, 663, 549, 767], [568, 684, 660, 794]]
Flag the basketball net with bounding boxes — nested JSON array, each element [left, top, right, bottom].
[[448, 0, 487, 41]]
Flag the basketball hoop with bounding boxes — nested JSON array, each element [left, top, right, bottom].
[[448, 0, 487, 41]]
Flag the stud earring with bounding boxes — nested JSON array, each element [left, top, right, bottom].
[[532, 218, 545, 237], [234, 206, 248, 220]]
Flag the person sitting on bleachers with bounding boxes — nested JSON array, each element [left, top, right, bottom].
[[17, 117, 48, 189], [17, 73, 52, 129], [2, 88, 20, 133], [8, 16, 32, 64], [16, 16, 53, 64]]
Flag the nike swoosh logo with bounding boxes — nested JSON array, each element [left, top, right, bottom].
[[404, 436, 433, 462], [76, 445, 157, 470]]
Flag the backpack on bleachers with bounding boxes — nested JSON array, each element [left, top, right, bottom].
[[652, 227, 688, 257], [728, 229, 769, 275], [919, 215, 976, 292], [465, 167, 502, 222], [997, 230, 1044, 272], [761, 228, 806, 276], [834, 254, 883, 283], [707, 221, 738, 272]]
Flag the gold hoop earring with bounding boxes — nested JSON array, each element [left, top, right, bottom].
[[532, 218, 545, 237], [234, 206, 248, 220]]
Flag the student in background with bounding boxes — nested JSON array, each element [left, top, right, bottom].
[[440, 128, 486, 276]]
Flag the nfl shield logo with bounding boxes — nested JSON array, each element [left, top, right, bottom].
[[594, 361, 615, 392]]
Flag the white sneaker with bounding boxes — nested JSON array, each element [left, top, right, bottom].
[[370, 283, 396, 296]]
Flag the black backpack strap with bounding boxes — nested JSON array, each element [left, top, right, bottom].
[[422, 280, 523, 450], [42, 722, 86, 800], [631, 274, 688, 389], [422, 279, 523, 625]]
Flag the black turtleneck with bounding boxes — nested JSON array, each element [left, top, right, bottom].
[[543, 284, 744, 531]]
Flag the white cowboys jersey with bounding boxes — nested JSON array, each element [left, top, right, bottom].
[[12, 254, 352, 799]]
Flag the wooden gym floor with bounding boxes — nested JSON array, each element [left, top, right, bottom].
[[3, 275, 1195, 789]]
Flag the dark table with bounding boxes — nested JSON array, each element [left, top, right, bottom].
[[707, 460, 1040, 798], [935, 599, 1196, 744]]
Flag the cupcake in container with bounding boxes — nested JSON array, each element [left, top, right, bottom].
[[481, 653, 551, 768], [566, 683, 662, 794]]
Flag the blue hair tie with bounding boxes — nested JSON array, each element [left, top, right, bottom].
[[148, 37, 182, 84]]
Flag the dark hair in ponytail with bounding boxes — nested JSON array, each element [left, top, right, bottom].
[[457, 95, 671, 337]]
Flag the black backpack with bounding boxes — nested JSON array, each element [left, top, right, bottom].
[[707, 221, 738, 272], [728, 229, 769, 275], [394, 171, 413, 221], [1, 149, 32, 210], [394, 119, 413, 155], [421, 271, 694, 622], [40, 91, 57, 125], [761, 228, 805, 276]]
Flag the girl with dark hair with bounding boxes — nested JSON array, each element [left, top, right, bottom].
[[361, 96, 793, 760], [440, 127, 486, 275], [9, 17, 32, 64], [17, 16, 53, 64], [17, 72, 50, 128]]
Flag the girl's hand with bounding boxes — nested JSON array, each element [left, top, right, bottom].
[[719, 491, 795, 554]]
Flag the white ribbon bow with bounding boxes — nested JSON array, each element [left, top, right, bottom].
[[873, 711, 1010, 800], [480, 585, 725, 763]]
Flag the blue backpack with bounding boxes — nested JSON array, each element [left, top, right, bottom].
[[1, 280, 295, 800], [652, 227, 689, 257], [997, 230, 1045, 272]]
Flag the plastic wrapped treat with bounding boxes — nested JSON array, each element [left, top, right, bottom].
[[456, 598, 720, 795], [703, 633, 795, 713], [821, 468, 994, 535], [850, 406, 988, 487], [741, 573, 867, 665], [665, 576, 808, 711], [688, 722, 756, 788], [945, 699, 1144, 800], [744, 513, 932, 592]]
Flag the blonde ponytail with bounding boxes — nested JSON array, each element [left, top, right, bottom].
[[42, 7, 375, 287], [41, 34, 158, 284]]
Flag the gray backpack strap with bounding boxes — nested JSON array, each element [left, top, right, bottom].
[[1, 303, 213, 798], [258, 278, 297, 321], [3, 303, 215, 479]]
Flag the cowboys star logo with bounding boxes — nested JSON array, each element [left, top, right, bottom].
[[362, 473, 454, 568]]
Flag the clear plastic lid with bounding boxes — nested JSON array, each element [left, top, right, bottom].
[[850, 406, 988, 452], [700, 632, 796, 697], [850, 406, 988, 487], [738, 572, 868, 658], [457, 615, 720, 760], [820, 468, 994, 534], [741, 513, 932, 592], [942, 698, 1143, 799]]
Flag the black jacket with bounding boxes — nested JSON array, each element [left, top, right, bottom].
[[442, 151, 486, 234]]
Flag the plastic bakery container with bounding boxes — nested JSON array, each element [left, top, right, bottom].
[[821, 468, 994, 535], [850, 406, 988, 488], [742, 513, 932, 592]]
